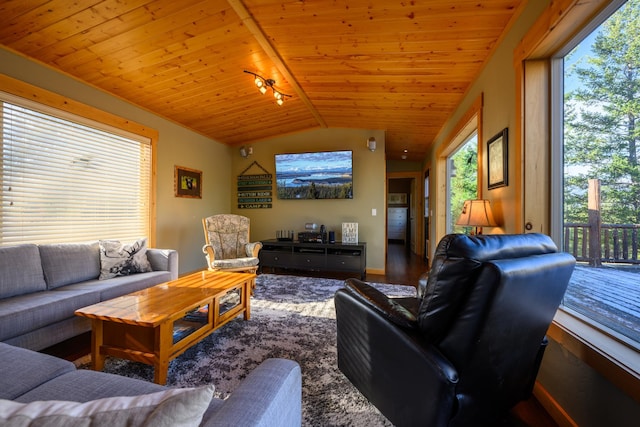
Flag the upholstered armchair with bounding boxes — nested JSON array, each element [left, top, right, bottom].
[[335, 233, 575, 427], [202, 214, 262, 274]]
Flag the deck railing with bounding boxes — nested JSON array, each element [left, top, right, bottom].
[[563, 178, 640, 265], [564, 223, 640, 265]]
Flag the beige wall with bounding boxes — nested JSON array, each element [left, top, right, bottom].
[[230, 128, 387, 272], [0, 48, 231, 274], [386, 159, 422, 173]]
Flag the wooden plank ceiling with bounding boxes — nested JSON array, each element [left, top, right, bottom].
[[0, 0, 524, 161]]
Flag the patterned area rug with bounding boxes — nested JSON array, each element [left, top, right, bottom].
[[78, 274, 416, 426]]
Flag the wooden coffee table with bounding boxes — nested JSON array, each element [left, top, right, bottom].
[[75, 270, 255, 384]]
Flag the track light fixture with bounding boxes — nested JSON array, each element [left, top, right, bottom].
[[244, 70, 292, 105]]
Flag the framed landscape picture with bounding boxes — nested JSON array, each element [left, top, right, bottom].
[[175, 165, 202, 198], [487, 128, 508, 190]]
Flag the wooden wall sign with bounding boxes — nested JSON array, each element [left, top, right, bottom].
[[237, 161, 272, 209]]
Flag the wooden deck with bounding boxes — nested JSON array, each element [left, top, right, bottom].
[[563, 264, 640, 343]]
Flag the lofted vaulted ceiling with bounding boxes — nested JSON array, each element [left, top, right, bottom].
[[1, 0, 524, 161]]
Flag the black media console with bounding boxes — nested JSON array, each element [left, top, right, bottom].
[[259, 239, 367, 279]]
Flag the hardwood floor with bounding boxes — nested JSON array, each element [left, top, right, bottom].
[[43, 241, 558, 426]]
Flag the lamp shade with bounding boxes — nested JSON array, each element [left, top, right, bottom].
[[456, 199, 498, 228]]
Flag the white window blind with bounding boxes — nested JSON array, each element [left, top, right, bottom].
[[1, 96, 151, 245]]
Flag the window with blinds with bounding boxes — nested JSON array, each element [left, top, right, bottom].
[[1, 95, 151, 245]]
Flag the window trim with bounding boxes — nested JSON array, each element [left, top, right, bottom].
[[434, 94, 483, 245], [0, 73, 158, 246], [515, 0, 639, 403], [550, 310, 640, 399]]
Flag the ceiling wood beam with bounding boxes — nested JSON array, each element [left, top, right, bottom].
[[226, 0, 326, 129]]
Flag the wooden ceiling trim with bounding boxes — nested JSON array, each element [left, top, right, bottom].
[[226, 0, 326, 128]]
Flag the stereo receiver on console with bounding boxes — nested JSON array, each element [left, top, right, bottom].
[[298, 232, 324, 243]]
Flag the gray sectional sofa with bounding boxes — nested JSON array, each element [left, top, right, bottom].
[[0, 241, 178, 351], [0, 342, 302, 427]]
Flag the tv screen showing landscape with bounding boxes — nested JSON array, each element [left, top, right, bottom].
[[275, 150, 353, 199]]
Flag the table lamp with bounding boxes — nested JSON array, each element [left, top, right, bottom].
[[455, 199, 498, 235]]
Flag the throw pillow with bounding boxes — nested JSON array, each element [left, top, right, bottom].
[[0, 385, 214, 427], [99, 238, 153, 280]]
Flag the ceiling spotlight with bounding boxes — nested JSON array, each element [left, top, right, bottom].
[[244, 70, 292, 105]]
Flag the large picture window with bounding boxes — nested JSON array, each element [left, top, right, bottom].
[[447, 132, 478, 234], [518, 0, 637, 407], [558, 0, 639, 347], [1, 93, 152, 245]]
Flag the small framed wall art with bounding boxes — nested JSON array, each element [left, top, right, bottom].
[[342, 222, 359, 244], [174, 165, 202, 198], [487, 128, 508, 190]]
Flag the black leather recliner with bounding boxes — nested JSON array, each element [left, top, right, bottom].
[[335, 233, 575, 427]]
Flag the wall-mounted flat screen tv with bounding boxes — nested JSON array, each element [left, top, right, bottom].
[[275, 150, 353, 199]]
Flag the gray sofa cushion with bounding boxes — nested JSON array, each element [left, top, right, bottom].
[[0, 343, 75, 400], [15, 370, 166, 403], [39, 242, 101, 289], [5, 385, 214, 427], [0, 289, 99, 341], [0, 244, 47, 299], [2, 317, 92, 352], [58, 271, 173, 301]]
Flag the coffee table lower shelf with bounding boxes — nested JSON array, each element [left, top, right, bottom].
[[76, 271, 254, 384]]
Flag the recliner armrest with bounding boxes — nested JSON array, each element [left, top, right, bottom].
[[344, 278, 418, 330], [335, 287, 459, 426], [246, 242, 262, 258]]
